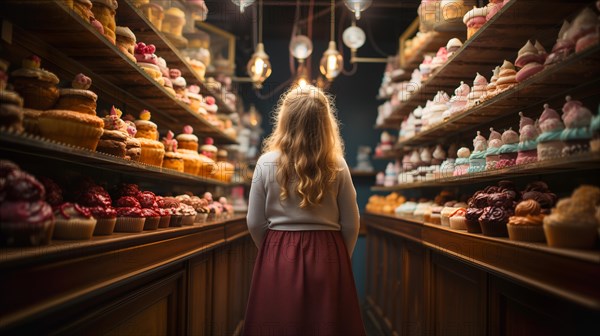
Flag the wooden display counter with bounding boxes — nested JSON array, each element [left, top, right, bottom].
[[0, 216, 256, 335], [364, 212, 600, 335]]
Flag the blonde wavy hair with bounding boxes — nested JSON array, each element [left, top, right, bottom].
[[263, 85, 344, 208]]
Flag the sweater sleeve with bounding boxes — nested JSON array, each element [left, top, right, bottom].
[[246, 161, 269, 248], [337, 159, 360, 257]]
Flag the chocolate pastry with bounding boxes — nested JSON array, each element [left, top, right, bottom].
[[479, 206, 512, 237], [5, 170, 45, 202], [39, 177, 63, 207], [0, 200, 54, 246], [136, 191, 157, 208], [465, 207, 484, 233]]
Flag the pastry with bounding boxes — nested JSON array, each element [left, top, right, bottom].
[[534, 40, 548, 63], [431, 145, 446, 165], [55, 73, 98, 115], [560, 96, 593, 156], [198, 138, 217, 178], [0, 90, 24, 133], [124, 120, 141, 160], [116, 26, 137, 63], [134, 42, 162, 82], [169, 69, 189, 103], [545, 21, 575, 66], [496, 128, 519, 168], [162, 131, 184, 172], [590, 104, 600, 152], [537, 104, 565, 160], [214, 149, 235, 182], [445, 38, 462, 58], [543, 185, 600, 249], [521, 181, 557, 214], [452, 147, 470, 176], [485, 0, 504, 21], [427, 91, 450, 128], [494, 60, 517, 93], [139, 2, 164, 30], [157, 196, 181, 226], [187, 85, 203, 114], [516, 112, 539, 165], [515, 41, 545, 82], [200, 137, 218, 161], [466, 73, 488, 108], [38, 109, 104, 150], [443, 81, 470, 120], [134, 109, 158, 140], [567, 8, 599, 53], [22, 108, 42, 135], [463, 6, 489, 39], [507, 199, 546, 242], [134, 110, 165, 166], [395, 201, 417, 217], [0, 163, 55, 246], [90, 0, 118, 43], [485, 128, 503, 170], [448, 207, 468, 230], [88, 206, 117, 235], [52, 202, 97, 240], [113, 196, 146, 232], [187, 58, 206, 81], [483, 66, 500, 101], [73, 0, 95, 21], [11, 56, 60, 110], [430, 47, 448, 73], [479, 205, 511, 237], [97, 106, 128, 157], [176, 126, 202, 175], [467, 131, 487, 173], [419, 55, 433, 81], [161, 7, 188, 48]]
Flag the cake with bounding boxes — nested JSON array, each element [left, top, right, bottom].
[[537, 104, 565, 160], [591, 104, 600, 152], [494, 60, 518, 94], [97, 106, 128, 157], [545, 21, 574, 66], [55, 73, 98, 115], [560, 96, 593, 156], [567, 8, 599, 53], [134, 110, 165, 166], [467, 131, 487, 174], [169, 69, 189, 103], [200, 137, 218, 161], [466, 73, 488, 108], [496, 128, 519, 168], [484, 66, 500, 100], [116, 26, 137, 63], [507, 199, 546, 242], [124, 121, 142, 161], [443, 81, 470, 120], [38, 109, 104, 150], [446, 38, 462, 58], [0, 90, 24, 133], [139, 2, 164, 30], [161, 7, 188, 48], [485, 128, 503, 170], [453, 147, 471, 176], [162, 130, 184, 172], [176, 126, 202, 176], [543, 185, 600, 249], [11, 56, 60, 110], [113, 196, 145, 232], [427, 91, 450, 127], [90, 0, 118, 43], [516, 112, 539, 165], [515, 40, 545, 83], [463, 6, 489, 39], [52, 202, 97, 240], [134, 42, 163, 83]]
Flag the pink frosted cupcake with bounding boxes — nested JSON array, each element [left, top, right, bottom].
[[52, 203, 97, 240], [466, 73, 488, 109], [449, 207, 468, 230], [516, 112, 539, 165], [443, 81, 470, 120], [453, 147, 471, 176], [485, 128, 503, 170], [537, 104, 565, 160], [114, 196, 145, 232], [545, 21, 574, 66], [467, 131, 487, 174], [560, 96, 593, 156], [515, 40, 545, 83], [496, 128, 519, 168]]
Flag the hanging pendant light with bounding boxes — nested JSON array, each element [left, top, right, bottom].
[[320, 0, 343, 81], [344, 0, 372, 20], [343, 22, 366, 51], [232, 0, 255, 13], [247, 0, 271, 88], [289, 35, 313, 63]]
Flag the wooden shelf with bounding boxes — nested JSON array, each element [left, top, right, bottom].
[[380, 0, 592, 125], [371, 152, 600, 191], [402, 31, 464, 70], [396, 46, 600, 148], [0, 131, 237, 187], [372, 152, 400, 161], [350, 170, 377, 177], [117, 0, 235, 115], [1, 0, 237, 144]]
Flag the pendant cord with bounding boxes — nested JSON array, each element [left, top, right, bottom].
[[330, 0, 334, 42], [259, 0, 263, 44]]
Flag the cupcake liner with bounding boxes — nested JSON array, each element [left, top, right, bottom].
[[0, 219, 54, 246], [114, 217, 145, 232], [54, 95, 96, 115], [465, 218, 482, 233], [169, 215, 184, 227], [139, 146, 165, 166], [143, 216, 160, 230], [53, 217, 97, 240], [93, 217, 116, 236], [449, 217, 468, 230], [507, 224, 545, 242], [543, 224, 598, 249], [429, 214, 441, 225], [181, 215, 195, 226], [38, 117, 103, 150], [195, 213, 208, 224], [163, 158, 184, 172], [590, 138, 600, 152], [158, 215, 171, 228], [480, 220, 509, 237], [181, 157, 201, 175]]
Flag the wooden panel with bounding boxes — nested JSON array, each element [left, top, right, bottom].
[[188, 253, 214, 336], [227, 240, 244, 335], [211, 246, 229, 335], [402, 240, 426, 336], [430, 253, 486, 336]]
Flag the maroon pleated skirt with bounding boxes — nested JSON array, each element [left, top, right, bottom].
[[243, 230, 366, 336]]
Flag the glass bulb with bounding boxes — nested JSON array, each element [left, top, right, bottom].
[[232, 0, 255, 13], [319, 41, 343, 81], [289, 35, 313, 61], [247, 43, 272, 87], [342, 25, 366, 50], [297, 77, 309, 89], [344, 0, 372, 20]]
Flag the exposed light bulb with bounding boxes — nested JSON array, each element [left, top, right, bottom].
[[247, 43, 272, 88], [319, 41, 343, 81], [289, 35, 313, 61], [253, 58, 264, 77], [344, 0, 372, 20], [297, 77, 308, 88], [232, 0, 255, 13], [342, 25, 366, 50]]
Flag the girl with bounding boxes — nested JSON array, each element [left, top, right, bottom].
[[244, 86, 365, 336]]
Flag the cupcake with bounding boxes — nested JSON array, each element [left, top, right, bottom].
[[494, 60, 518, 94], [485, 0, 504, 21], [200, 137, 218, 161], [484, 66, 500, 100], [90, 0, 118, 43], [116, 26, 137, 63], [139, 2, 164, 30], [428, 205, 444, 225], [134, 42, 162, 83], [431, 145, 447, 166], [114, 196, 145, 232], [55, 73, 98, 115], [467, 131, 487, 174], [430, 47, 448, 73], [157, 196, 181, 227], [161, 7, 188, 48], [496, 128, 519, 168], [124, 121, 142, 161], [169, 69, 189, 103], [88, 206, 117, 235], [176, 125, 202, 175], [453, 147, 471, 176], [199, 137, 218, 178], [536, 104, 565, 160], [0, 90, 24, 133], [72, 0, 95, 22], [590, 105, 600, 152], [0, 162, 55, 246], [448, 207, 468, 230], [134, 110, 165, 166], [479, 205, 511, 237], [545, 21, 574, 66], [485, 128, 503, 170], [446, 38, 462, 58], [38, 109, 104, 150], [413, 201, 433, 221], [395, 201, 417, 217], [516, 112, 539, 165], [201, 96, 222, 129], [156, 206, 172, 228], [77, 183, 116, 235], [440, 201, 457, 227], [179, 203, 197, 226], [507, 199, 546, 242], [162, 130, 184, 172], [187, 85, 203, 114], [52, 203, 97, 240], [141, 208, 160, 230], [521, 181, 558, 215], [426, 91, 450, 128], [568, 8, 599, 53], [191, 196, 209, 223], [97, 106, 128, 157], [463, 6, 489, 39], [22, 108, 43, 135], [214, 149, 235, 182], [11, 55, 60, 110], [543, 186, 600, 249], [515, 40, 545, 82], [560, 96, 593, 156], [218, 197, 234, 219], [443, 81, 470, 120], [466, 73, 488, 108]]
